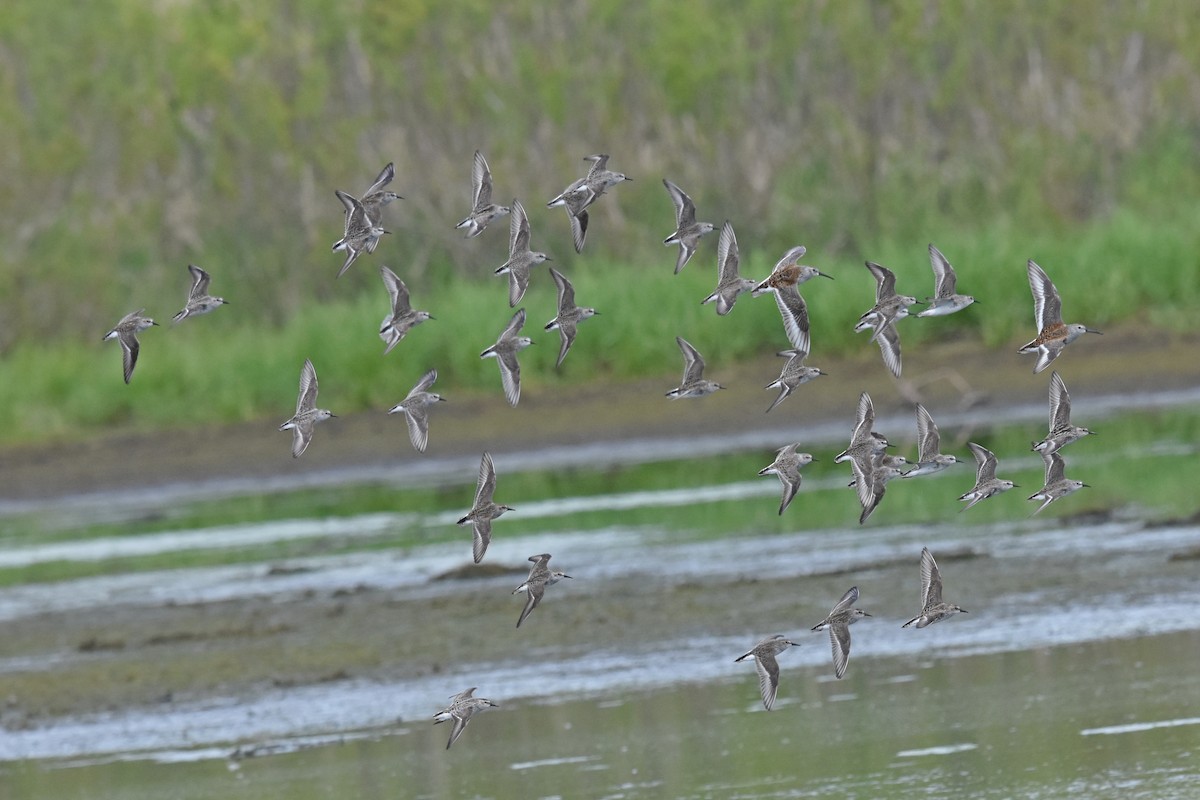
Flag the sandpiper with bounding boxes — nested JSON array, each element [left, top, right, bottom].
[[481, 308, 534, 406], [387, 369, 444, 453], [379, 266, 433, 355], [959, 442, 1017, 511], [171, 265, 227, 323], [544, 266, 598, 368], [702, 221, 756, 315], [853, 452, 904, 524], [902, 547, 968, 628], [811, 586, 871, 679], [331, 163, 399, 278], [278, 359, 335, 458], [455, 150, 510, 238], [834, 392, 890, 465], [1033, 370, 1095, 454], [903, 404, 962, 478], [457, 452, 512, 563], [855, 261, 920, 337], [495, 200, 551, 308], [1018, 260, 1101, 373], [662, 178, 715, 274], [433, 687, 498, 750], [916, 244, 974, 317], [512, 553, 573, 628], [752, 245, 832, 296], [734, 634, 797, 711], [666, 336, 723, 399], [758, 444, 815, 515], [1028, 451, 1088, 515], [547, 154, 631, 253], [764, 346, 825, 413], [103, 309, 157, 384], [332, 189, 388, 278], [847, 453, 908, 487], [359, 162, 402, 227]]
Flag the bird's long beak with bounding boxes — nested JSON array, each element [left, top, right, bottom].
[[562, 574, 574, 579], [817, 271, 833, 280], [1086, 328, 1103, 334]]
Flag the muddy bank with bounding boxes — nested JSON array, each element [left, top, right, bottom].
[[2, 324, 1198, 504]]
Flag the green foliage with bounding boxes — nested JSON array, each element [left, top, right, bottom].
[[2, 1, 1200, 438]]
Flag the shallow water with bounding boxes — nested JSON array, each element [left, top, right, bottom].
[[1, 398, 1198, 798]]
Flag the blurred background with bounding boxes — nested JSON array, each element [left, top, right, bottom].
[[2, 0, 1199, 440], [3, 4, 1200, 797]]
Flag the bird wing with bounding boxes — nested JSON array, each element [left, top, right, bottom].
[[875, 323, 902, 378], [715, 221, 740, 284], [379, 266, 411, 314], [776, 472, 799, 515], [499, 307, 527, 339], [866, 261, 897, 302], [471, 150, 493, 209], [1048, 370, 1071, 431], [967, 442, 997, 483], [1027, 260, 1062, 330], [915, 403, 940, 461], [187, 264, 211, 298], [1044, 451, 1066, 484], [509, 200, 530, 255], [555, 322, 576, 369], [361, 162, 395, 199], [771, 245, 807, 274], [516, 581, 545, 628], [830, 624, 852, 680], [755, 653, 781, 711], [119, 330, 140, 384], [471, 519, 492, 563], [676, 336, 705, 385], [549, 266, 575, 313], [920, 547, 943, 608], [474, 452, 497, 505], [928, 244, 956, 298], [850, 392, 876, 445], [568, 208, 588, 253], [290, 421, 312, 459], [403, 405, 429, 453], [830, 585, 860, 615], [497, 349, 523, 406], [507, 266, 530, 308], [411, 368, 438, 396], [663, 178, 695, 228], [772, 285, 811, 355], [297, 359, 318, 414]]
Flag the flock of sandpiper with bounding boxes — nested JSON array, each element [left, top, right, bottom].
[[99, 152, 1101, 749]]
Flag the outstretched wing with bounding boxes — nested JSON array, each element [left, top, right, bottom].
[[928, 244, 956, 298]]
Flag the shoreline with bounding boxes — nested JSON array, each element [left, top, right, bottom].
[[3, 323, 1198, 505]]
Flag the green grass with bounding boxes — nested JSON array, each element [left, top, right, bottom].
[[0, 199, 1197, 445]]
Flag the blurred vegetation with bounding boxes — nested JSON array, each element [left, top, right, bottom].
[[1, 0, 1199, 436]]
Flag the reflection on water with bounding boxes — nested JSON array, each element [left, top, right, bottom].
[[5, 633, 1198, 799], [1, 402, 1198, 798]]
